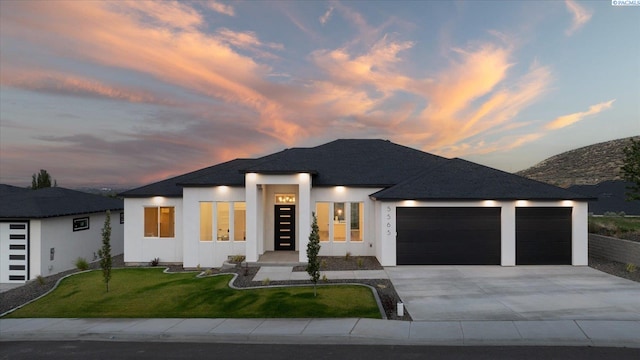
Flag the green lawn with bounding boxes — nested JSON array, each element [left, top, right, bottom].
[[4, 268, 381, 319]]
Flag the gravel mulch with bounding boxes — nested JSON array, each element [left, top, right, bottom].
[[589, 256, 640, 283], [292, 256, 383, 272]]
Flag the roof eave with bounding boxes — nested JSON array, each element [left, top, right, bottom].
[[370, 196, 595, 202]]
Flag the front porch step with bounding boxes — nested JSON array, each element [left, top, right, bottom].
[[251, 251, 306, 267], [245, 261, 308, 267]]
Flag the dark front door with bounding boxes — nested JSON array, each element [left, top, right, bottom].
[[275, 205, 295, 251]]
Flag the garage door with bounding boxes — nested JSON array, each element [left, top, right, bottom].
[[516, 207, 571, 265], [0, 221, 30, 283], [396, 207, 501, 265]]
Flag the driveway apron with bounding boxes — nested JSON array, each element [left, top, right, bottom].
[[385, 265, 640, 321]]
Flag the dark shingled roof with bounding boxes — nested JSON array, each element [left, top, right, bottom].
[[569, 180, 639, 215], [119, 159, 256, 197], [241, 139, 448, 186], [120, 139, 591, 201], [0, 186, 123, 219], [370, 158, 592, 200], [0, 184, 31, 196]]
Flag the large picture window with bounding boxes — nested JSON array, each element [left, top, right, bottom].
[[199, 201, 245, 242], [144, 206, 174, 238], [234, 202, 246, 241], [316, 202, 330, 242], [315, 202, 364, 242], [350, 202, 363, 241], [200, 202, 213, 241], [217, 202, 230, 241], [333, 202, 346, 242]]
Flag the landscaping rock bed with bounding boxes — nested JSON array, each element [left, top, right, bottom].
[[589, 256, 640, 283], [292, 256, 384, 272]]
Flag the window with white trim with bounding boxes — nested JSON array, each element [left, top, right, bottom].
[[144, 206, 175, 238], [199, 201, 246, 242], [315, 202, 364, 242]]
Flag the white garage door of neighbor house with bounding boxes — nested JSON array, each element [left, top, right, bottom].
[[0, 222, 29, 283]]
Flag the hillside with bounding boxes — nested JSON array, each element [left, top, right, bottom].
[[516, 136, 639, 188]]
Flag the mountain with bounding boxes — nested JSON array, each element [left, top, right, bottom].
[[516, 136, 639, 188]]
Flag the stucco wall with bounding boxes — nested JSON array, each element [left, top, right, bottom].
[[36, 212, 124, 277], [124, 197, 183, 264], [589, 233, 640, 265]]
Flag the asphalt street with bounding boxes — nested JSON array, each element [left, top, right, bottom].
[[2, 342, 640, 360]]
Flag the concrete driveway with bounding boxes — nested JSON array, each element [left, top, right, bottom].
[[385, 266, 640, 321]]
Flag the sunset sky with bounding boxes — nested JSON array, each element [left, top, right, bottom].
[[1, 0, 638, 188]]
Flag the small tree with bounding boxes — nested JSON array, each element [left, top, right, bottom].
[[98, 210, 112, 292], [621, 138, 640, 201], [306, 212, 321, 297], [31, 169, 56, 189]]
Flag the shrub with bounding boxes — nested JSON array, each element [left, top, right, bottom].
[[74, 257, 89, 271], [320, 259, 327, 269], [36, 275, 45, 286], [204, 269, 213, 276], [230, 255, 246, 263], [150, 257, 160, 267], [345, 252, 351, 261], [262, 277, 270, 286], [626, 263, 637, 273], [357, 257, 364, 269], [322, 274, 328, 283]]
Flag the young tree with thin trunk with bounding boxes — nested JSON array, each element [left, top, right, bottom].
[[306, 212, 321, 297], [621, 138, 640, 201], [98, 210, 112, 292]]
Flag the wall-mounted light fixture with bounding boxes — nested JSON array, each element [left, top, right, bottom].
[[275, 194, 296, 204]]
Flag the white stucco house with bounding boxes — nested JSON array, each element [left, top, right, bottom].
[[0, 185, 124, 283], [120, 139, 591, 268]]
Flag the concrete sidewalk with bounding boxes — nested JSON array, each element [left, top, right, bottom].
[[1, 318, 639, 347]]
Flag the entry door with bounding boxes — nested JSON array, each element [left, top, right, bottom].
[[274, 205, 295, 250], [0, 222, 29, 283]]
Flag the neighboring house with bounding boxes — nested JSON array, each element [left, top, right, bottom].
[[568, 180, 640, 216], [0, 184, 124, 283], [120, 139, 592, 268]]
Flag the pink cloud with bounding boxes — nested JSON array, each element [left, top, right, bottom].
[[1, 69, 179, 106], [546, 100, 615, 130], [565, 0, 592, 36], [0, 1, 580, 186], [1, 1, 305, 144], [208, 1, 235, 17]]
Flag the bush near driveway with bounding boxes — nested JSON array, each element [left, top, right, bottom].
[[4, 268, 381, 319]]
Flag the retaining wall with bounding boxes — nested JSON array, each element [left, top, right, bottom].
[[589, 233, 640, 265]]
